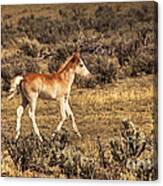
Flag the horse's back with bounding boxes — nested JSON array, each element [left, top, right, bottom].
[[22, 73, 58, 98]]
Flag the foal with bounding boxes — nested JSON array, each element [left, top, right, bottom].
[[8, 51, 91, 141]]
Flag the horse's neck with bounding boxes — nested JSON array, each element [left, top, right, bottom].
[[58, 68, 75, 87], [65, 69, 75, 86], [56, 59, 76, 88]]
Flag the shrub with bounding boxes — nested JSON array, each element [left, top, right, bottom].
[[1, 119, 156, 180], [1, 55, 40, 92], [20, 42, 38, 58], [2, 2, 157, 89], [25, 60, 40, 73], [109, 119, 156, 180]]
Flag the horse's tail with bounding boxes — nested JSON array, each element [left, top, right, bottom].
[[8, 75, 24, 100]]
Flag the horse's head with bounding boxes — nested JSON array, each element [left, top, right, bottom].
[[71, 50, 91, 78]]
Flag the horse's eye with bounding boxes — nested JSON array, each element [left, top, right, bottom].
[[80, 63, 84, 67]]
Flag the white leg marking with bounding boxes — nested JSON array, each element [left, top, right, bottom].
[[56, 97, 67, 131], [15, 105, 24, 140], [29, 100, 42, 142], [66, 100, 81, 138]]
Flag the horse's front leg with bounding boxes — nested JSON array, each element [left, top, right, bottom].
[[56, 97, 67, 132], [65, 99, 81, 138]]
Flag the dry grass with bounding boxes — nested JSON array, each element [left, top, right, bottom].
[[1, 75, 156, 179], [2, 75, 154, 140]]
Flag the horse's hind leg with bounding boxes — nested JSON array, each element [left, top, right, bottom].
[[15, 97, 28, 140], [28, 96, 43, 142]]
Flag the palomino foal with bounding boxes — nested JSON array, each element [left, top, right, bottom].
[[8, 51, 91, 141]]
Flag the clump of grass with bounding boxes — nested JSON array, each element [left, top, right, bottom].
[[109, 119, 157, 180], [1, 119, 157, 180]]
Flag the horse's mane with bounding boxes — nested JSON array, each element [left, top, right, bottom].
[[57, 55, 73, 73]]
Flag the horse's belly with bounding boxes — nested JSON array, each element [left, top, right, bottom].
[[39, 91, 57, 100]]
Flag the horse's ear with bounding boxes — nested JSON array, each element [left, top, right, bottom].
[[73, 47, 78, 54], [71, 47, 80, 63], [71, 53, 76, 63]]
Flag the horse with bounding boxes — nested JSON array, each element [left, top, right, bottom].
[[8, 50, 91, 141]]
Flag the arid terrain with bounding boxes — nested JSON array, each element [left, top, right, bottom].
[[1, 75, 157, 179], [1, 2, 157, 180]]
